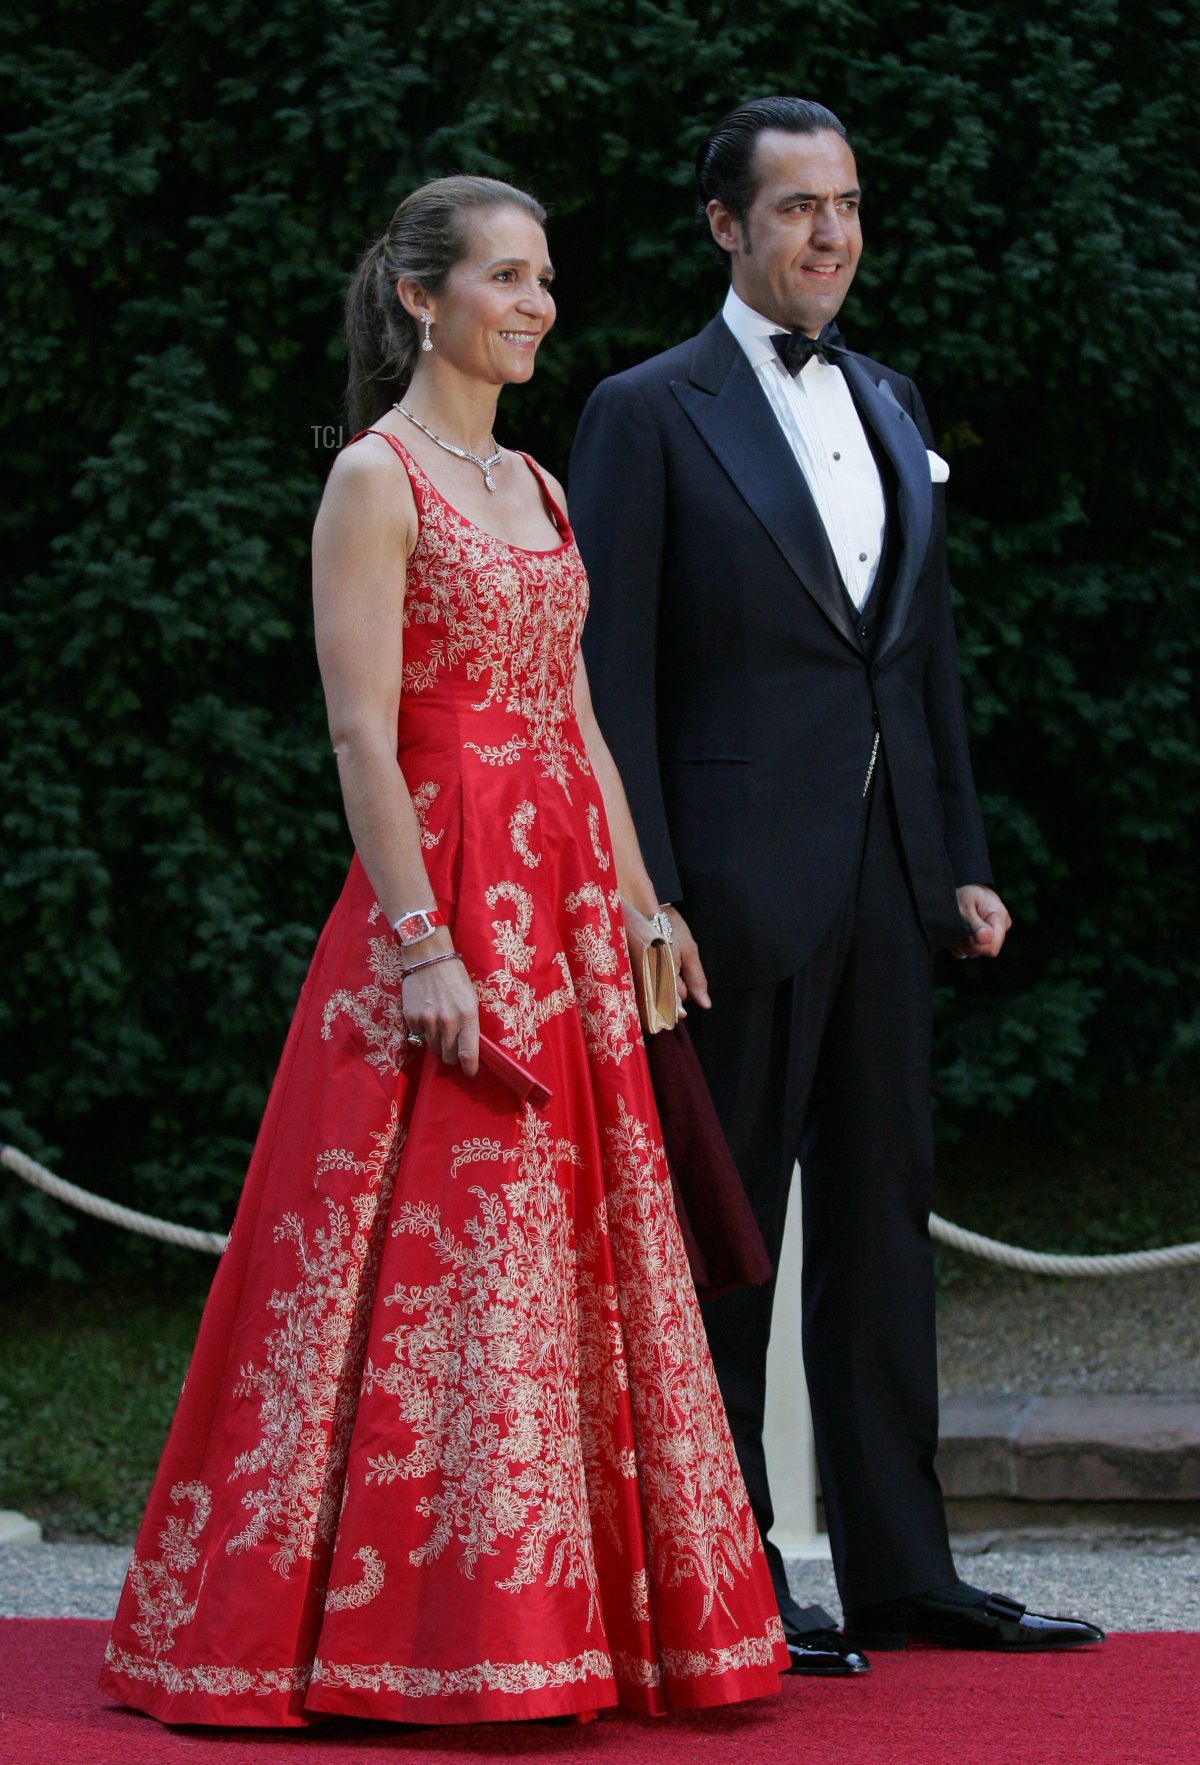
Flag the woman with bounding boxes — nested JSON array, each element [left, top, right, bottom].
[[100, 176, 788, 1728]]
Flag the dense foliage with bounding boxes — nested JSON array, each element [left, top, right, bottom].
[[3, 0, 1197, 1272]]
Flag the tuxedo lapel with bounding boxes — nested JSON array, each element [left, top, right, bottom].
[[838, 357, 932, 658], [669, 320, 861, 652]]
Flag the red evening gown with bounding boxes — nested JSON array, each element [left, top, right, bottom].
[[100, 435, 788, 1727]]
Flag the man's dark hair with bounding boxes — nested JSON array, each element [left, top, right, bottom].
[[695, 96, 850, 235]]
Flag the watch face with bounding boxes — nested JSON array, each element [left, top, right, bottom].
[[396, 909, 441, 944]]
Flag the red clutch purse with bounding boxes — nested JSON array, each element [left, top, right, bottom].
[[477, 1033, 552, 1110]]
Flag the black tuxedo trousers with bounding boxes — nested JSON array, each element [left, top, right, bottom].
[[690, 754, 956, 1621]]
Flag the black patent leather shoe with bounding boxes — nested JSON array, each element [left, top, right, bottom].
[[844, 1587, 1105, 1652], [783, 1622, 870, 1676]]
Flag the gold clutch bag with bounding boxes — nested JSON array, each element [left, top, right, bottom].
[[634, 910, 680, 1035]]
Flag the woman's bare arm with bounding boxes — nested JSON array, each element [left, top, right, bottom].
[[312, 438, 479, 1070], [531, 454, 711, 1015], [573, 649, 710, 1011]]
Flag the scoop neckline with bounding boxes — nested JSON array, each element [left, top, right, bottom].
[[375, 431, 573, 558]]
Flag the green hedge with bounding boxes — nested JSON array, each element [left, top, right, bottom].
[[2, 0, 1197, 1272]]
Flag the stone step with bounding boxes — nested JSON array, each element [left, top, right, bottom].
[[0, 1511, 42, 1547], [937, 1395, 1200, 1503]]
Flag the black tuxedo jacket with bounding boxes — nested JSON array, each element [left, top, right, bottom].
[[569, 313, 992, 987]]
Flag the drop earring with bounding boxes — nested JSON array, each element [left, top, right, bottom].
[[420, 312, 433, 353]]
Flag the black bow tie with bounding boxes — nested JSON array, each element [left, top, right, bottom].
[[771, 322, 846, 375]]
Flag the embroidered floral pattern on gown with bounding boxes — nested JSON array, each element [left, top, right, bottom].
[[100, 437, 787, 1728]]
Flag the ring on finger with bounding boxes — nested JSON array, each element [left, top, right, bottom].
[[407, 1031, 425, 1045]]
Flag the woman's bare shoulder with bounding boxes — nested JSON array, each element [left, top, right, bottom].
[[318, 430, 416, 528]]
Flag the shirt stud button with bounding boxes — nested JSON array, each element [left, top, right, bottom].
[[832, 451, 841, 461], [858, 551, 868, 562]]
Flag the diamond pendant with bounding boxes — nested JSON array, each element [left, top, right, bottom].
[[483, 469, 497, 492]]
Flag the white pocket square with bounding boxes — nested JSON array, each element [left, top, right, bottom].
[[927, 449, 950, 483]]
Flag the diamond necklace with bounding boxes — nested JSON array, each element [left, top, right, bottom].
[[395, 405, 503, 492]]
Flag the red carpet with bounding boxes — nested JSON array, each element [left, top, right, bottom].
[[0, 1620, 1195, 1764]]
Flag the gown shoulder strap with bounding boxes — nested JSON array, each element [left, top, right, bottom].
[[515, 452, 572, 542]]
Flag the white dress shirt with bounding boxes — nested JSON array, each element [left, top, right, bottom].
[[722, 285, 886, 611]]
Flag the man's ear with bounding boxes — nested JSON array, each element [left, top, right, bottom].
[[706, 199, 742, 258]]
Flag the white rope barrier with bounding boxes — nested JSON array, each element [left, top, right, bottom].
[[1, 1144, 228, 1256], [3, 1140, 1199, 1274], [927, 1211, 1200, 1275]]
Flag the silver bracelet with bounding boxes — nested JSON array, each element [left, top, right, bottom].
[[401, 949, 466, 978]]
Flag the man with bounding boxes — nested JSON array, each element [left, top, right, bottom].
[[570, 96, 1103, 1675]]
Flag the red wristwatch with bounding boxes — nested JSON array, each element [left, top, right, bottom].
[[392, 907, 447, 947]]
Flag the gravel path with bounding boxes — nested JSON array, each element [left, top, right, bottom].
[[4, 1265, 1197, 1638], [0, 1543, 132, 1620], [2, 1537, 1198, 1633], [936, 1265, 1200, 1397]]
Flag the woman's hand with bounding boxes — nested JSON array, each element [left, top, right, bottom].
[[619, 900, 711, 1015], [661, 906, 711, 1010], [401, 948, 480, 1074]]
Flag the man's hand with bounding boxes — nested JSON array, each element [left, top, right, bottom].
[[952, 885, 1012, 960]]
